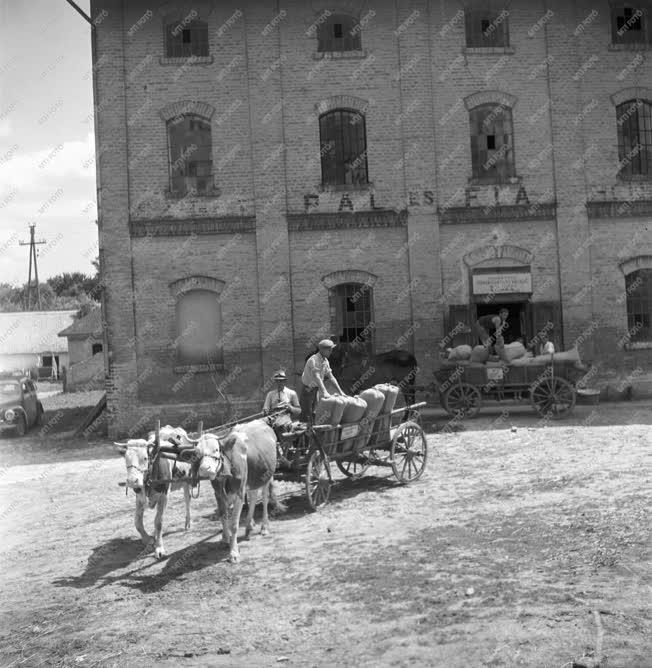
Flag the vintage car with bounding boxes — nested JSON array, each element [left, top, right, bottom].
[[0, 374, 45, 436]]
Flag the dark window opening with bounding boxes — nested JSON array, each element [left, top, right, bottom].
[[317, 14, 361, 52], [92, 343, 103, 355], [612, 4, 648, 44], [616, 98, 652, 178], [487, 135, 496, 150], [333, 283, 375, 353], [626, 269, 652, 341], [165, 20, 209, 58], [465, 9, 509, 48], [319, 109, 369, 186]]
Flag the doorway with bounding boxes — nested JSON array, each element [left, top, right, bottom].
[[474, 302, 526, 344]]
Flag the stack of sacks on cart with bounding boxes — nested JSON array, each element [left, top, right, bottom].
[[444, 342, 584, 368], [313, 383, 399, 450]]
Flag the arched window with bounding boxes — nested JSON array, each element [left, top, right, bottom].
[[469, 103, 515, 182], [319, 109, 368, 186], [317, 14, 361, 52], [616, 99, 652, 178], [165, 19, 209, 58], [625, 269, 652, 341], [175, 289, 223, 366], [167, 114, 213, 195], [332, 282, 375, 352]]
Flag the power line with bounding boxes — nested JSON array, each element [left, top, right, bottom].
[[18, 224, 47, 310]]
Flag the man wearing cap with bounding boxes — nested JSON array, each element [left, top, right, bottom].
[[300, 339, 344, 424], [263, 370, 301, 424]]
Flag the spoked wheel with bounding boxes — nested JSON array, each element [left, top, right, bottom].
[[336, 457, 369, 479], [530, 376, 576, 419], [442, 383, 482, 418], [305, 450, 331, 510], [390, 421, 428, 484]]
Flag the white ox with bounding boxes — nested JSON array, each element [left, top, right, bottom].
[[193, 420, 283, 563], [115, 425, 196, 559]]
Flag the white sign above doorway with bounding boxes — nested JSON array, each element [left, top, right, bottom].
[[472, 272, 532, 295]]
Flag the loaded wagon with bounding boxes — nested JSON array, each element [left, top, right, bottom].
[[434, 356, 586, 419], [274, 399, 428, 510]]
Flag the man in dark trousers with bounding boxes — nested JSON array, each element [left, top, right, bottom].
[[299, 339, 344, 424], [475, 308, 509, 353]]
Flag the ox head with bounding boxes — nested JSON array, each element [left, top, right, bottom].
[[114, 439, 150, 493], [195, 433, 230, 480], [146, 425, 189, 446]]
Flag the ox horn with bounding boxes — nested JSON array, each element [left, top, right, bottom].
[[113, 442, 128, 454]]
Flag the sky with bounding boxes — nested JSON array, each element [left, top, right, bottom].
[[0, 0, 97, 286]]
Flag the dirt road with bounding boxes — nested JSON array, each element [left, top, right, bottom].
[[0, 402, 650, 667]]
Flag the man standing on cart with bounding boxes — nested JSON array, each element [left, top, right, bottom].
[[300, 339, 344, 424]]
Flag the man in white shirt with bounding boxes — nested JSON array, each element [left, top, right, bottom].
[[300, 339, 344, 424], [538, 331, 555, 355], [263, 370, 301, 426]]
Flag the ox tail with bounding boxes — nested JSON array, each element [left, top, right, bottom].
[[268, 479, 287, 514]]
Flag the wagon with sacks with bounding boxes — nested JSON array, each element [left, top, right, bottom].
[[274, 384, 428, 510], [434, 344, 588, 420]]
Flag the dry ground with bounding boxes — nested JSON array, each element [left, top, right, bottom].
[[0, 402, 650, 667]]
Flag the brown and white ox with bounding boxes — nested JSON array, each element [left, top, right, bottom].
[[193, 419, 283, 563], [114, 426, 196, 560]]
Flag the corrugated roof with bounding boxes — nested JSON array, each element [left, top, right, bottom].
[[58, 306, 103, 338], [0, 310, 77, 355]]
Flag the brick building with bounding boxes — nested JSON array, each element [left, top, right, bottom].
[[89, 0, 652, 437]]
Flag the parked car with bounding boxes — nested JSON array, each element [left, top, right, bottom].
[[0, 374, 45, 436]]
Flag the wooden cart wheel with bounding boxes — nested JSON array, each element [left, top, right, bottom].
[[390, 421, 428, 484], [305, 450, 331, 510], [530, 376, 576, 419], [442, 383, 482, 418], [336, 457, 369, 479]]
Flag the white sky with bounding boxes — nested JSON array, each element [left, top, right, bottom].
[[0, 0, 97, 286]]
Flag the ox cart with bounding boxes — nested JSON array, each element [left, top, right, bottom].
[[434, 358, 585, 420], [274, 401, 428, 510], [130, 400, 429, 513]]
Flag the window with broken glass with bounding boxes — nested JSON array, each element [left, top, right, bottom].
[[469, 104, 515, 183], [167, 115, 214, 196]]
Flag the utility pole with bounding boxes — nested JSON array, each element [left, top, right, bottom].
[[18, 224, 46, 310]]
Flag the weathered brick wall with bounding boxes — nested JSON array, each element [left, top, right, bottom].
[[92, 0, 652, 437], [288, 225, 412, 369], [92, 1, 139, 438]]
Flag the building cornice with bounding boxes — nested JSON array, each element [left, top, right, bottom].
[[287, 209, 407, 231], [586, 199, 652, 219], [438, 203, 556, 224], [129, 216, 255, 237]]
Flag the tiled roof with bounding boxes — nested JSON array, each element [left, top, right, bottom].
[[0, 310, 77, 355], [58, 306, 103, 339]]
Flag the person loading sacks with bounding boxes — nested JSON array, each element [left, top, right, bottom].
[[475, 308, 509, 354], [299, 339, 344, 424]]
